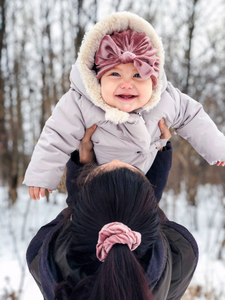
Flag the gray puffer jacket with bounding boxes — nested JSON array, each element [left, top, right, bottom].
[[23, 12, 225, 190]]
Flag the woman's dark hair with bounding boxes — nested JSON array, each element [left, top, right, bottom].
[[54, 165, 159, 300]]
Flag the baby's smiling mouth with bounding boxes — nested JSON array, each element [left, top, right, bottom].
[[116, 94, 137, 99]]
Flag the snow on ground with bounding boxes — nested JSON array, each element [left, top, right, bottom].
[[0, 186, 67, 300], [160, 184, 225, 299], [0, 184, 225, 300]]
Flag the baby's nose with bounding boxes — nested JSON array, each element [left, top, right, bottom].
[[120, 80, 133, 89]]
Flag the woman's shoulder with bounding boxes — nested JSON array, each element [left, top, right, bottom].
[[26, 208, 70, 266], [26, 208, 70, 299]]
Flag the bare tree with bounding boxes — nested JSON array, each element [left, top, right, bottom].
[[160, 0, 225, 213], [72, 0, 85, 59], [4, 1, 28, 204], [0, 0, 7, 184]]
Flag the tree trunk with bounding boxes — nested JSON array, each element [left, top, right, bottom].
[[183, 0, 199, 94], [0, 0, 7, 183]]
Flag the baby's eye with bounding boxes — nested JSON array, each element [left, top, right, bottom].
[[111, 72, 120, 76], [134, 73, 141, 78]]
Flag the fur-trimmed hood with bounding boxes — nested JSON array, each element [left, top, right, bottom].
[[75, 11, 165, 124]]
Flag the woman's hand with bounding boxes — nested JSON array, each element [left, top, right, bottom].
[[79, 124, 97, 164], [158, 118, 171, 151]]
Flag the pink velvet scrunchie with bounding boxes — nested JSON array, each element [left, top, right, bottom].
[[95, 30, 159, 87], [96, 222, 142, 262]]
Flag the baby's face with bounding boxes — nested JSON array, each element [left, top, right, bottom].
[[100, 63, 153, 113]]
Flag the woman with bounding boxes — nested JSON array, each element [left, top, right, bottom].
[[26, 122, 198, 300]]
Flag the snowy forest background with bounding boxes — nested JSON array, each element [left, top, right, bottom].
[[0, 0, 225, 299]]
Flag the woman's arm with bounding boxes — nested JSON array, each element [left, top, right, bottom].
[[146, 141, 172, 202], [66, 125, 97, 206], [146, 119, 172, 202]]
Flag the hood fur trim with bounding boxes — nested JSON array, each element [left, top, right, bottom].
[[77, 11, 164, 124]]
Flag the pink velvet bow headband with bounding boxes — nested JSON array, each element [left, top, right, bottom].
[[96, 222, 142, 262], [95, 30, 159, 87]]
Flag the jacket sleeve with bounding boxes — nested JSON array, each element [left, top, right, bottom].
[[167, 83, 225, 164], [23, 90, 86, 190], [65, 151, 83, 207], [146, 141, 172, 202]]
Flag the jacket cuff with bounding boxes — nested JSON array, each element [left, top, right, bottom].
[[70, 150, 83, 166]]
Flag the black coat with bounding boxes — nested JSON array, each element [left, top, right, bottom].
[[26, 143, 198, 300]]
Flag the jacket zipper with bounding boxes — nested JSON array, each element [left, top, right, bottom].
[[135, 112, 145, 124]]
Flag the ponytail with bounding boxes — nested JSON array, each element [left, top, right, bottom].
[[90, 244, 153, 300]]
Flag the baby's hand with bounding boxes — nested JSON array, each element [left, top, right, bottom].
[[216, 161, 225, 167], [29, 186, 52, 200]]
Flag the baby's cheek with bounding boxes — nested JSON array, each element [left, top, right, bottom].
[[100, 83, 107, 102]]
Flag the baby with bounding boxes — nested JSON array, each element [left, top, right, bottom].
[[23, 12, 225, 199]]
